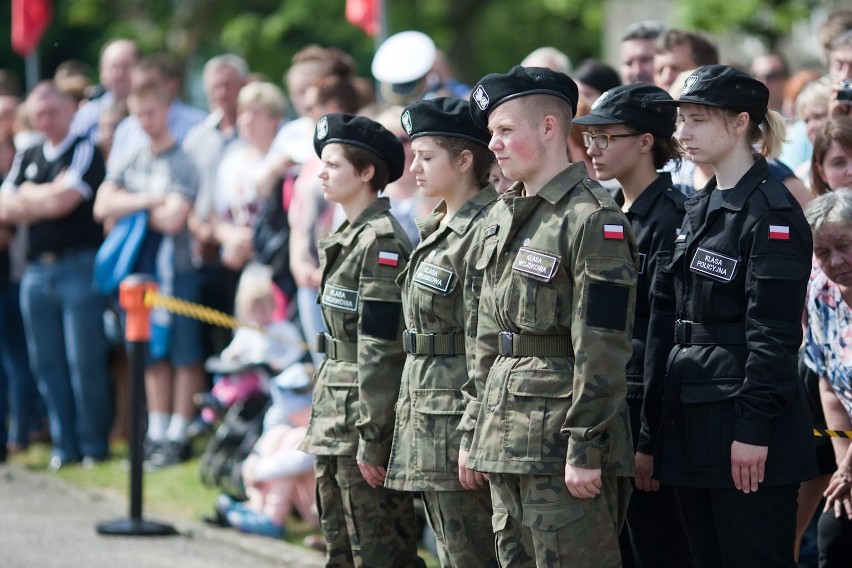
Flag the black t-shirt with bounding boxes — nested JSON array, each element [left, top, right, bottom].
[[7, 136, 105, 260]]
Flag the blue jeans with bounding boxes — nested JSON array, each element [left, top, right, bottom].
[[1, 282, 43, 446], [20, 250, 113, 461]]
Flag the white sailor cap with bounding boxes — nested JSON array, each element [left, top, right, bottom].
[[371, 31, 437, 85]]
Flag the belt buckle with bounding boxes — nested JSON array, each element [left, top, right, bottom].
[[499, 331, 513, 356], [402, 330, 415, 353], [675, 320, 691, 345]]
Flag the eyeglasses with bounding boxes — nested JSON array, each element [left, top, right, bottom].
[[581, 132, 641, 149]]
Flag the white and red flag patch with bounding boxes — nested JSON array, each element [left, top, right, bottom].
[[604, 224, 624, 240], [769, 225, 790, 240], [378, 251, 400, 266]]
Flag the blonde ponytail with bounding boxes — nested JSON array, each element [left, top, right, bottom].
[[756, 110, 787, 159]]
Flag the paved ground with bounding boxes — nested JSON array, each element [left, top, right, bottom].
[[0, 463, 325, 568]]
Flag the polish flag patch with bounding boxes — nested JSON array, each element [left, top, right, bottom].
[[378, 251, 400, 266], [604, 224, 624, 240], [769, 225, 790, 240]]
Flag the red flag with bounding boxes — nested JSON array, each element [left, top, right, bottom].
[[346, 0, 379, 37], [12, 0, 52, 57]]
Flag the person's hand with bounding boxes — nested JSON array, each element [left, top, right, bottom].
[[458, 448, 488, 490], [828, 81, 852, 118], [824, 470, 852, 520], [357, 461, 387, 488], [634, 451, 659, 492], [564, 464, 602, 499], [730, 441, 768, 493], [307, 267, 323, 288]]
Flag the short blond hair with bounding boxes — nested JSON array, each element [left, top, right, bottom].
[[238, 81, 287, 117], [234, 264, 276, 322]]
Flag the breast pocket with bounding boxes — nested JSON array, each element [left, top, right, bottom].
[[411, 261, 460, 325], [501, 370, 572, 463], [412, 388, 466, 474]]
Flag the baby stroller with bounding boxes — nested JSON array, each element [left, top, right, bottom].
[[197, 358, 274, 501]]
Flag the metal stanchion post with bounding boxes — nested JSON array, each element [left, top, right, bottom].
[[97, 274, 177, 536]]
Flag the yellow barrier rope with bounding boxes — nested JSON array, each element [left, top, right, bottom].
[[814, 428, 852, 439], [141, 291, 852, 440], [143, 289, 313, 352]]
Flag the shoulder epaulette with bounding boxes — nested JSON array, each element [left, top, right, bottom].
[[368, 212, 397, 239], [586, 182, 619, 212], [757, 176, 793, 211]]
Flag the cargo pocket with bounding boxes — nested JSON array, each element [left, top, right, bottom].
[[521, 500, 585, 568], [323, 370, 358, 439], [315, 459, 341, 541], [680, 378, 743, 468], [503, 370, 572, 463], [413, 389, 466, 474]]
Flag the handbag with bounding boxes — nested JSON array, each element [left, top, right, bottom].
[[93, 211, 149, 294]]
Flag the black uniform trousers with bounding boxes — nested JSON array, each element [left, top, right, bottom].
[[818, 510, 852, 568], [675, 484, 798, 568]]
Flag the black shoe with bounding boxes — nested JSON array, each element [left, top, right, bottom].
[[149, 440, 191, 469]]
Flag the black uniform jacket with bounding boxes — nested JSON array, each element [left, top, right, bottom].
[[615, 172, 686, 449], [641, 158, 817, 488]]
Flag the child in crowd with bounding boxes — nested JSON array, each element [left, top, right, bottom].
[[203, 264, 305, 422]]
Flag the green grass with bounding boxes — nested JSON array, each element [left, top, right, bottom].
[[9, 440, 439, 567]]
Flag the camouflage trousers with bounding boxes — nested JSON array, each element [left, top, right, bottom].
[[489, 472, 632, 568], [422, 488, 498, 568], [314, 455, 426, 568]]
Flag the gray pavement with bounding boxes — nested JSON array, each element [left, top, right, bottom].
[[0, 463, 325, 568]]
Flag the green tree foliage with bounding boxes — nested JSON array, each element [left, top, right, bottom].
[[1, 0, 608, 94], [676, 0, 817, 49]]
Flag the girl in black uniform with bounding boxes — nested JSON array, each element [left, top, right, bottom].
[[574, 83, 692, 568], [643, 65, 817, 567]]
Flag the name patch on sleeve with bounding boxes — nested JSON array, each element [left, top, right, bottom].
[[321, 284, 359, 312], [412, 262, 454, 293], [512, 247, 559, 281], [689, 247, 738, 282]]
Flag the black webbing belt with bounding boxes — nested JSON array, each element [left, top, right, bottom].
[[402, 330, 466, 356], [674, 320, 746, 345]]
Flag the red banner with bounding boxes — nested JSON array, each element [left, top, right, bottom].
[[345, 0, 379, 37], [12, 0, 52, 57]]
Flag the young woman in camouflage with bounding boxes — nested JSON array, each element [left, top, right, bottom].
[[574, 84, 692, 567], [383, 97, 499, 568], [298, 113, 425, 568]]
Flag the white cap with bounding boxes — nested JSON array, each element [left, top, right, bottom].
[[371, 31, 437, 84]]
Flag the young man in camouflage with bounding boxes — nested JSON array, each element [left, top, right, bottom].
[[458, 66, 638, 567]]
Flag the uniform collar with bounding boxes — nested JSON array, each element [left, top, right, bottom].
[[502, 162, 588, 206], [334, 197, 392, 246], [616, 171, 674, 218], [687, 157, 770, 212]]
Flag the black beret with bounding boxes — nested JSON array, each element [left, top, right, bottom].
[[469, 65, 580, 127], [573, 83, 677, 139], [661, 65, 769, 124], [314, 113, 406, 183], [401, 97, 491, 147]]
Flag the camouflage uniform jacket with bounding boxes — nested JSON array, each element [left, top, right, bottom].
[[385, 187, 499, 491], [299, 198, 412, 466], [458, 163, 638, 477]]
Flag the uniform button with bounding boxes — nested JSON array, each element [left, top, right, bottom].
[[680, 348, 687, 353], [523, 238, 530, 246]]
